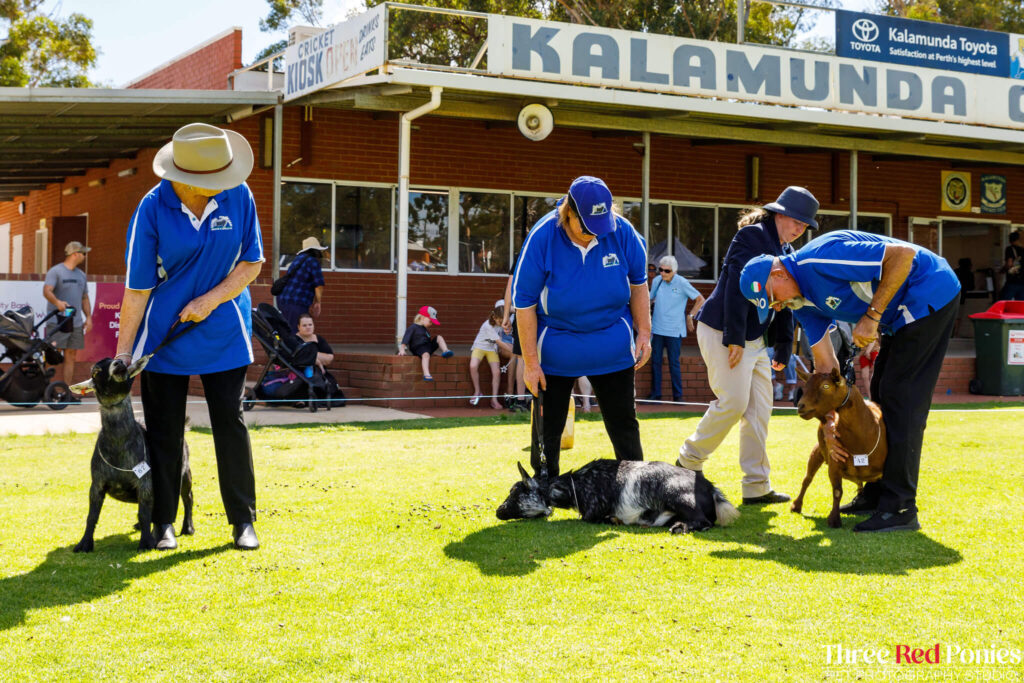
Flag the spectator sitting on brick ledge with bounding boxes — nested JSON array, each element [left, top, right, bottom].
[[398, 305, 454, 381]]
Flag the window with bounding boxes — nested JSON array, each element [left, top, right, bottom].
[[812, 213, 890, 238], [622, 201, 668, 269], [513, 195, 558, 258], [460, 191, 510, 274], [334, 185, 392, 270], [671, 206, 715, 280], [280, 181, 331, 268], [408, 190, 448, 271]]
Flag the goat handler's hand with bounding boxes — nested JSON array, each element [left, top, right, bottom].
[[771, 360, 786, 372], [523, 361, 546, 396], [179, 295, 216, 323], [501, 317, 512, 335], [852, 315, 879, 348], [823, 410, 850, 462], [633, 334, 652, 370], [727, 344, 743, 369]]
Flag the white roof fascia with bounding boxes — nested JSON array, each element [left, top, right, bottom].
[[375, 67, 1024, 147]]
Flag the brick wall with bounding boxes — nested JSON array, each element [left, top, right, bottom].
[[126, 29, 242, 90], [4, 106, 1024, 349]]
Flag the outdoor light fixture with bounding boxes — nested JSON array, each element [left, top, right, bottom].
[[88, 178, 105, 188], [61, 187, 78, 196], [518, 103, 553, 141], [117, 167, 137, 177]]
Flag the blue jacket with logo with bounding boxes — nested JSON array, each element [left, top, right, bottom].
[[125, 179, 264, 375], [696, 213, 793, 364], [512, 205, 647, 377], [782, 231, 960, 346]]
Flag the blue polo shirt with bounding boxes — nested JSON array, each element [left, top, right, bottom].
[[782, 231, 959, 346], [512, 205, 647, 376], [651, 274, 700, 338], [125, 180, 264, 374]]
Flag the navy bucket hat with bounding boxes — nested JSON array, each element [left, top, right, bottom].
[[764, 186, 819, 229]]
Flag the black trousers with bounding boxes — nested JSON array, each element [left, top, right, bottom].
[[865, 296, 959, 513], [141, 366, 256, 526], [532, 366, 643, 479]]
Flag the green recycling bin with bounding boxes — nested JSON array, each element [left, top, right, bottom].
[[968, 300, 1024, 395]]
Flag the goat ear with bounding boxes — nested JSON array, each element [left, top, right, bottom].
[[796, 366, 810, 382], [517, 461, 532, 483], [830, 366, 842, 383], [127, 356, 149, 378], [69, 379, 95, 395]]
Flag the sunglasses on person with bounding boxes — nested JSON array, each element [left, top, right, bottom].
[[658, 268, 673, 273]]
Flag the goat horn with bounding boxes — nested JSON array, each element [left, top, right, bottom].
[[69, 379, 95, 395]]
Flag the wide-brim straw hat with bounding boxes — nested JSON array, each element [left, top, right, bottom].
[[153, 123, 254, 191]]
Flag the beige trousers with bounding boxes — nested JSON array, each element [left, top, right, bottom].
[[677, 322, 775, 498]]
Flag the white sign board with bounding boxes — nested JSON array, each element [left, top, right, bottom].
[[488, 16, 1024, 131], [0, 280, 96, 357], [284, 5, 387, 102], [1009, 329, 1024, 365]]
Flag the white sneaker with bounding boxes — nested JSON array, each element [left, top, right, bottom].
[[773, 385, 783, 401]]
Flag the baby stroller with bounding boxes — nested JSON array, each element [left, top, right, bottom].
[[244, 303, 342, 413], [0, 306, 74, 410]]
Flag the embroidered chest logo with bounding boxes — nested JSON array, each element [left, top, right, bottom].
[[825, 296, 842, 310], [210, 216, 234, 231], [602, 253, 620, 268]]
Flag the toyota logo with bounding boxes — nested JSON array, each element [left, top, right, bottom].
[[851, 17, 879, 42]]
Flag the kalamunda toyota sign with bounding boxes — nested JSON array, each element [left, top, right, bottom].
[[487, 16, 1024, 130]]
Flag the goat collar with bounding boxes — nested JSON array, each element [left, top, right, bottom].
[[97, 445, 148, 476], [836, 383, 852, 411]]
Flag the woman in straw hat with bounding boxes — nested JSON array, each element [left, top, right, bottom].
[[114, 123, 264, 551], [277, 235, 327, 331]]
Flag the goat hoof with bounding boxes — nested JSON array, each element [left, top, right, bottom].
[[73, 539, 94, 553], [138, 535, 157, 551], [180, 523, 195, 536], [790, 502, 803, 513], [827, 516, 842, 529], [670, 522, 690, 535]]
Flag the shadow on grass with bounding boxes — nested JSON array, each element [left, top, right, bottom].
[[705, 508, 962, 575], [444, 519, 620, 577], [0, 534, 231, 631]]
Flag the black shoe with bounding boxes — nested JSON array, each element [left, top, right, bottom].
[[645, 394, 660, 401], [742, 490, 791, 505], [840, 492, 878, 515], [672, 395, 682, 403], [853, 509, 920, 533], [155, 524, 177, 550], [233, 523, 259, 550]]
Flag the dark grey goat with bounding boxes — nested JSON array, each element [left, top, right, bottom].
[[70, 357, 193, 552], [497, 460, 739, 534]]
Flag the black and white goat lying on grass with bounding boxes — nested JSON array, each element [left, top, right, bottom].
[[496, 460, 739, 534]]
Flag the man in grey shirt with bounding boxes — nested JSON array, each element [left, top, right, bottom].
[[43, 241, 93, 392]]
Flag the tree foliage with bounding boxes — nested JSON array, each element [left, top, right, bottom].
[[0, 0, 96, 87], [877, 0, 1024, 34], [260, 0, 325, 32]]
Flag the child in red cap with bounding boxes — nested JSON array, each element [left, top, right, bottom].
[[398, 305, 454, 380]]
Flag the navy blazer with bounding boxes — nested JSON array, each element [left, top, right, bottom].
[[695, 213, 793, 365]]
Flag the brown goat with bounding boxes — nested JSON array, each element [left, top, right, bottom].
[[791, 367, 887, 528]]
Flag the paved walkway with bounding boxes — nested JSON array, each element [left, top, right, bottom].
[[2, 390, 1021, 437], [0, 400, 428, 437]]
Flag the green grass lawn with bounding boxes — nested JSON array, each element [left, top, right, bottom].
[[1, 407, 1022, 681]]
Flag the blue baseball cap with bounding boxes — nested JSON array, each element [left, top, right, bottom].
[[567, 176, 616, 236], [739, 253, 776, 324]]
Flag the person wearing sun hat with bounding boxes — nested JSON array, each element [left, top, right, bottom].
[[115, 122, 264, 551], [675, 186, 818, 507], [512, 175, 652, 481], [276, 235, 328, 331], [739, 229, 959, 532]]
